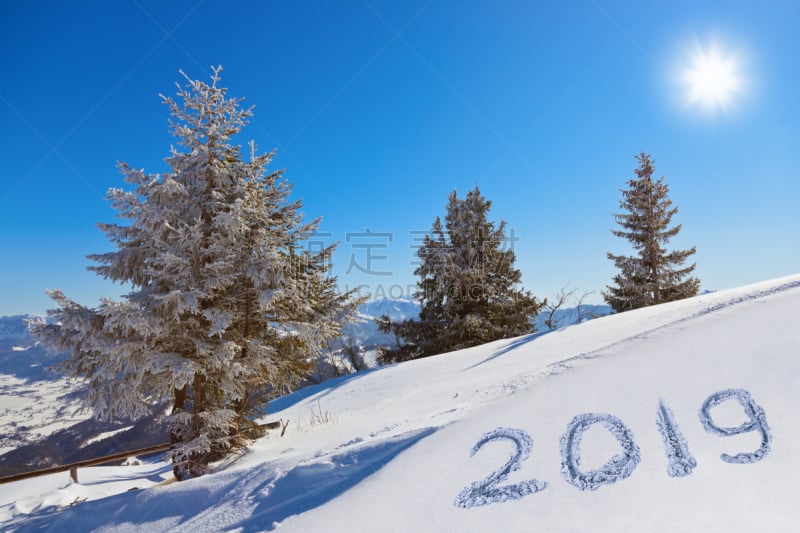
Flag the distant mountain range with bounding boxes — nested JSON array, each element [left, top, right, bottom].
[[0, 315, 40, 340]]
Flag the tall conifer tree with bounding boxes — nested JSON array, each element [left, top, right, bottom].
[[604, 151, 700, 312], [32, 68, 358, 479], [379, 186, 544, 361]]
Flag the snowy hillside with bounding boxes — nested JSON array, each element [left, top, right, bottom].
[[358, 298, 421, 322], [1, 274, 798, 531]]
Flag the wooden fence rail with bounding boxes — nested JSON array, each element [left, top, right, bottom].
[[0, 442, 172, 485], [0, 419, 288, 485]]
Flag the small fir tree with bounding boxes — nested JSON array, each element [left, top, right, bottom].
[[31, 67, 358, 479], [604, 151, 700, 312], [379, 186, 544, 362]]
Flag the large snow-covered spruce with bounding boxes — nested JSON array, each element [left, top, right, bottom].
[[31, 67, 358, 478]]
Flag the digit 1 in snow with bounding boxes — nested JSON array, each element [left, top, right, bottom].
[[698, 389, 772, 464], [655, 399, 697, 477]]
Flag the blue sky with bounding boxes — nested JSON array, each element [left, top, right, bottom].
[[1, 0, 798, 316]]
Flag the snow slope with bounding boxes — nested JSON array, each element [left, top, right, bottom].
[[1, 274, 799, 532]]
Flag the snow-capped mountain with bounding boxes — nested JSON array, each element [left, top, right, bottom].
[[0, 316, 63, 380], [0, 316, 41, 342], [1, 274, 798, 531], [358, 298, 421, 322], [336, 298, 420, 356]]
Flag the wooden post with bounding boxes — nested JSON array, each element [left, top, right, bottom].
[[69, 466, 78, 483]]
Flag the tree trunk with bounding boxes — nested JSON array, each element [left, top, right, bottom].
[[170, 385, 188, 445]]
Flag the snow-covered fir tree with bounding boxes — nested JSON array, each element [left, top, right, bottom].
[[378, 186, 544, 362], [31, 67, 358, 479], [604, 151, 700, 312]]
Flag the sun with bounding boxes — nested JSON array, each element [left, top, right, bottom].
[[683, 46, 742, 110]]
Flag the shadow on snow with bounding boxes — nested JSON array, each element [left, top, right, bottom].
[[14, 427, 437, 533], [462, 329, 552, 370]]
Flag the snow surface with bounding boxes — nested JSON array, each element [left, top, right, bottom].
[[1, 274, 799, 532]]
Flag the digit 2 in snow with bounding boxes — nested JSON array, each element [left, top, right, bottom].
[[455, 388, 772, 509]]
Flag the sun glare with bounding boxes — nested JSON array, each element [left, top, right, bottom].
[[684, 46, 742, 110]]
